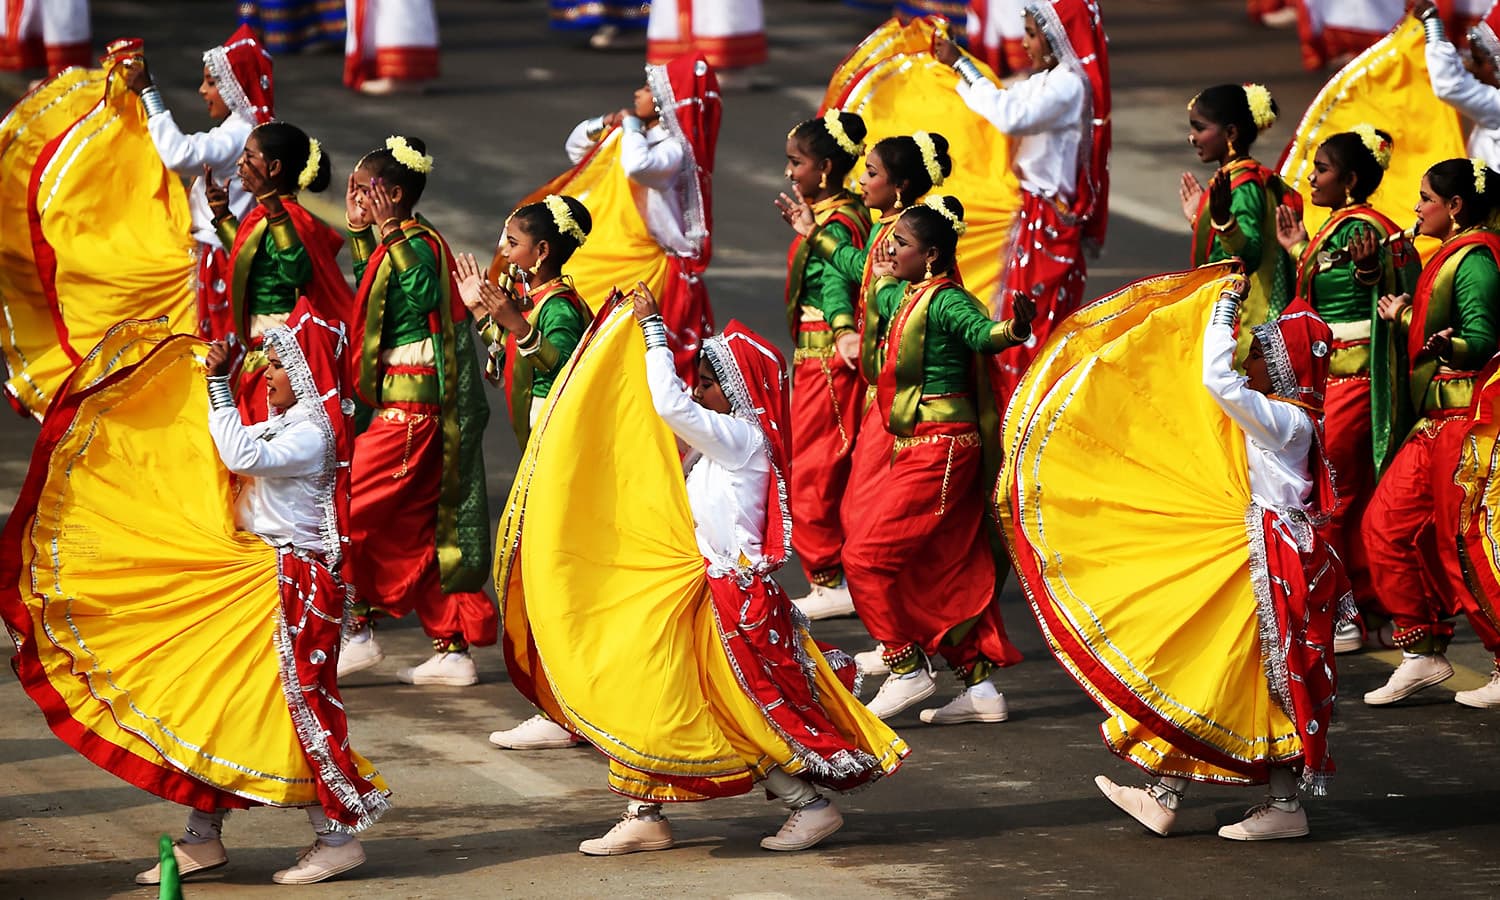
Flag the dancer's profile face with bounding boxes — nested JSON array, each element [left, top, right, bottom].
[[1187, 104, 1231, 165], [265, 347, 296, 411], [1308, 146, 1350, 209], [1415, 174, 1457, 239], [500, 218, 544, 273], [860, 149, 898, 214], [1243, 338, 1273, 396], [199, 66, 229, 120], [1470, 45, 1500, 89], [692, 357, 732, 415], [1022, 13, 1052, 70], [785, 135, 829, 200], [888, 218, 938, 282], [633, 85, 658, 122]]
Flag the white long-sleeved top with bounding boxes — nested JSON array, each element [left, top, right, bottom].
[[208, 404, 329, 554], [1427, 38, 1500, 170], [956, 66, 1086, 202], [147, 109, 256, 246], [644, 346, 770, 570], [566, 118, 694, 257], [1202, 323, 1314, 514]]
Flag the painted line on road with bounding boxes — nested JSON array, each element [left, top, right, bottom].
[[1108, 192, 1192, 236]]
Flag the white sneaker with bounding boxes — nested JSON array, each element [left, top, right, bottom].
[[1094, 776, 1176, 837], [865, 669, 936, 719], [1455, 668, 1500, 709], [918, 687, 1009, 724], [396, 651, 478, 686], [1217, 802, 1309, 841], [337, 628, 384, 678], [578, 812, 675, 856], [1362, 653, 1453, 705], [1260, 7, 1299, 28], [791, 583, 856, 620], [760, 801, 844, 851], [271, 838, 365, 884], [1332, 620, 1363, 654], [854, 644, 889, 677], [489, 714, 581, 749], [134, 838, 227, 885]]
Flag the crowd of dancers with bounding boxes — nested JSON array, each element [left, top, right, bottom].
[[6, 0, 1500, 890]]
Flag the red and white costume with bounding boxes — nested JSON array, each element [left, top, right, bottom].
[[647, 0, 766, 71], [955, 0, 1109, 402], [0, 0, 88, 74], [343, 0, 438, 91], [1294, 1, 1405, 71]]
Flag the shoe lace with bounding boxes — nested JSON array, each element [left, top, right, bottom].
[[521, 714, 549, 727]]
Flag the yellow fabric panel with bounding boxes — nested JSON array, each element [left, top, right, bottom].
[[19, 335, 324, 805], [503, 306, 747, 781], [821, 16, 1021, 313], [1004, 265, 1301, 774], [1279, 17, 1465, 264], [500, 305, 908, 794], [0, 69, 103, 415], [529, 130, 670, 310]]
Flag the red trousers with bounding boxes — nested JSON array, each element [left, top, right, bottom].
[[1362, 416, 1469, 647], [195, 244, 235, 343], [994, 191, 1088, 403], [348, 403, 497, 647], [1322, 376, 1376, 611], [789, 349, 863, 582], [841, 407, 1021, 671]]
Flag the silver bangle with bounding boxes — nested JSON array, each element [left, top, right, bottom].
[[140, 86, 167, 118], [1210, 298, 1241, 328], [640, 315, 668, 350], [1425, 15, 1447, 44], [622, 115, 645, 134], [953, 57, 986, 88], [206, 374, 235, 410], [585, 115, 608, 141]]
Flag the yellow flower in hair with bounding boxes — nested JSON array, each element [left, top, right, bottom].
[[1350, 123, 1392, 170], [922, 195, 967, 236], [543, 194, 588, 247], [297, 138, 322, 191], [913, 131, 944, 187], [1475, 158, 1489, 194], [386, 135, 433, 174], [823, 108, 864, 158], [1241, 83, 1276, 131]]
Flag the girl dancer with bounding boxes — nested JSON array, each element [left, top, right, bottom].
[[1273, 126, 1420, 651], [1182, 82, 1298, 358], [337, 136, 493, 686], [1, 304, 389, 886], [844, 197, 1032, 723]]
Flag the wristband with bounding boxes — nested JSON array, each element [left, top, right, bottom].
[[640, 314, 668, 350], [584, 115, 608, 141], [622, 115, 645, 134], [953, 57, 986, 88], [206, 374, 235, 410], [1424, 14, 1446, 43], [140, 86, 167, 117]]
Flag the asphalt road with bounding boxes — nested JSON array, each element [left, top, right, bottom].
[[2, 2, 1499, 898]]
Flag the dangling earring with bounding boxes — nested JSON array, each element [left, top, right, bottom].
[[924, 260, 933, 280], [894, 189, 904, 210], [819, 172, 828, 190]]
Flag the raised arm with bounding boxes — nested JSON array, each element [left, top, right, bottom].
[[620, 121, 685, 191], [1201, 288, 1307, 451]]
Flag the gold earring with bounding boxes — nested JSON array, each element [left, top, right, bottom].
[[894, 189, 903, 209], [924, 261, 933, 280], [819, 172, 828, 190]]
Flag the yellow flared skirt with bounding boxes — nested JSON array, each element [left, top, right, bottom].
[[0, 58, 195, 417], [5, 326, 383, 806], [499, 305, 906, 801], [1000, 265, 1302, 785]]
